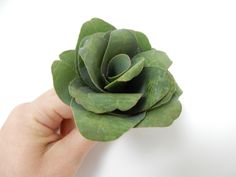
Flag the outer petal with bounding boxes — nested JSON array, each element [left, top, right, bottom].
[[126, 67, 172, 113], [151, 73, 177, 109], [132, 49, 172, 70], [71, 100, 146, 141], [51, 61, 76, 105], [75, 18, 115, 89], [129, 30, 152, 52], [69, 78, 142, 114], [76, 18, 116, 50], [59, 50, 76, 70], [136, 96, 182, 127], [79, 33, 109, 91], [77, 55, 98, 91]]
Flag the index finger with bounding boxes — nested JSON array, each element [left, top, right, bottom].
[[31, 89, 73, 130]]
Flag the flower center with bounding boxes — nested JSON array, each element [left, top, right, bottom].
[[106, 54, 131, 81]]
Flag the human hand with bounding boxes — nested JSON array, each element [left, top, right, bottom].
[[0, 90, 96, 177]]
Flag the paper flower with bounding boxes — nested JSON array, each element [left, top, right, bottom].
[[51, 18, 182, 141]]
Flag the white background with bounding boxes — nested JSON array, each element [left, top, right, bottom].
[[1, 0, 236, 176]]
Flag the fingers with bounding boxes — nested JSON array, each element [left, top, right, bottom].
[[59, 129, 96, 155], [31, 89, 96, 154], [60, 119, 76, 137], [31, 89, 73, 130], [44, 129, 96, 168], [1, 89, 74, 146]]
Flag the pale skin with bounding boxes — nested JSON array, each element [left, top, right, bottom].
[[0, 90, 96, 177]]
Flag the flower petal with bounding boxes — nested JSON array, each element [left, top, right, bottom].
[[101, 29, 139, 78], [107, 54, 131, 81], [129, 30, 152, 52], [126, 67, 172, 113], [71, 99, 146, 141], [59, 50, 76, 71], [132, 49, 172, 69], [151, 73, 177, 109], [136, 96, 182, 127], [76, 18, 115, 50], [79, 33, 109, 91], [51, 60, 77, 105], [69, 78, 143, 114], [104, 58, 145, 92]]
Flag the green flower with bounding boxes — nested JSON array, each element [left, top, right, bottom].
[[51, 18, 182, 141]]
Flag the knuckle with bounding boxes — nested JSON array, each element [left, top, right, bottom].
[[11, 102, 32, 114], [2, 102, 33, 131]]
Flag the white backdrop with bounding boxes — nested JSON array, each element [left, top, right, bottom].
[[1, 0, 236, 176]]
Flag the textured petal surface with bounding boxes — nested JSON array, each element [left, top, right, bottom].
[[59, 50, 76, 70], [76, 18, 115, 50], [127, 67, 172, 113], [71, 99, 146, 141], [105, 58, 145, 92], [136, 96, 182, 127], [51, 60, 76, 105], [152, 73, 177, 109], [101, 29, 139, 78], [79, 33, 109, 91], [69, 78, 142, 113], [132, 49, 172, 69], [130, 30, 151, 52], [107, 54, 131, 81]]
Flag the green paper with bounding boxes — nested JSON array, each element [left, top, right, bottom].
[[71, 99, 146, 141]]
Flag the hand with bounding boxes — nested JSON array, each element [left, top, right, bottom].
[[0, 90, 96, 177]]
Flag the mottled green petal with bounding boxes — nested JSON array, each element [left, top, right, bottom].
[[71, 100, 146, 141], [69, 78, 142, 114], [59, 50, 76, 71], [101, 29, 139, 78], [130, 30, 151, 52], [51, 60, 77, 105], [151, 73, 176, 109], [136, 97, 182, 127], [107, 54, 131, 81], [77, 37, 98, 91], [127, 67, 171, 113], [104, 58, 145, 92], [132, 49, 172, 69], [76, 18, 115, 50], [79, 33, 109, 91], [175, 81, 183, 96], [77, 57, 98, 91]]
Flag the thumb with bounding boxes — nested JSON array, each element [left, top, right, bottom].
[[31, 89, 96, 148], [42, 122, 96, 173], [45, 129, 96, 164], [32, 90, 96, 167]]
